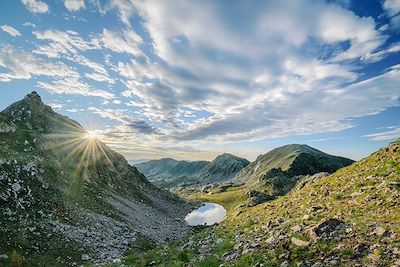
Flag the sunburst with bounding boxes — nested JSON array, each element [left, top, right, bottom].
[[44, 121, 116, 178]]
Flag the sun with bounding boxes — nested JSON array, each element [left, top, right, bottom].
[[83, 130, 99, 140]]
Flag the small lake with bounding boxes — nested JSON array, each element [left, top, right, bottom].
[[185, 202, 227, 226]]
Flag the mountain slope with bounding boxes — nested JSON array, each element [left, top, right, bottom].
[[135, 158, 209, 181], [129, 140, 400, 266], [232, 144, 354, 193], [0, 92, 194, 266], [199, 153, 250, 183], [136, 153, 249, 189]]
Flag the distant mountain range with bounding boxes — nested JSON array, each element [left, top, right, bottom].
[[128, 159, 151, 165], [136, 144, 353, 192], [135, 158, 210, 181], [0, 92, 194, 265], [135, 153, 249, 188]]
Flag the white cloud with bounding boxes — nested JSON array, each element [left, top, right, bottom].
[[37, 77, 114, 99], [88, 107, 156, 134], [107, 0, 136, 26], [383, 0, 400, 17], [0, 46, 114, 99], [23, 22, 36, 28], [382, 0, 400, 31], [47, 103, 63, 109], [21, 0, 49, 13], [101, 28, 143, 56], [32, 30, 114, 84], [362, 43, 400, 62], [364, 128, 400, 141], [104, 0, 397, 145], [318, 5, 386, 61], [85, 72, 115, 84], [33, 30, 98, 56], [0, 25, 21, 37], [64, 0, 85, 12], [0, 46, 76, 82]]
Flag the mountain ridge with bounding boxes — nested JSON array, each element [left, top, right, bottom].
[[232, 143, 354, 191], [136, 153, 250, 188]]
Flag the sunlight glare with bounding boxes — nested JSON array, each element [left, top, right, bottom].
[[83, 130, 99, 140]]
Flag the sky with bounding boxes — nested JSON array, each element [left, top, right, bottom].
[[0, 0, 399, 162]]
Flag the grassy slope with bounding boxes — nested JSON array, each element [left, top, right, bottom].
[[119, 140, 400, 266]]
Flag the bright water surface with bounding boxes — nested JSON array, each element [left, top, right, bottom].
[[185, 202, 227, 226]]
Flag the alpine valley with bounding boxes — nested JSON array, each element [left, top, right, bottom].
[[0, 93, 399, 266]]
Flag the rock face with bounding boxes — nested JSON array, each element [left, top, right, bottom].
[[232, 144, 354, 194], [136, 153, 249, 188], [0, 92, 194, 265]]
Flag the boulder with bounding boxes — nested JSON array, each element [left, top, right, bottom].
[[291, 237, 309, 247], [308, 218, 345, 241], [291, 225, 302, 233]]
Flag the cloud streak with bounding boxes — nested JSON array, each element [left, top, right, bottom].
[[0, 25, 21, 37], [21, 0, 49, 13]]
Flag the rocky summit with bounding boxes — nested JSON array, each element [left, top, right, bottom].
[[0, 92, 194, 266]]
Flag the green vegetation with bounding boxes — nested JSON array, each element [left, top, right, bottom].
[[180, 186, 247, 211], [121, 140, 400, 266]]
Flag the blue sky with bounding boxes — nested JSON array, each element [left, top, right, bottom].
[[0, 0, 399, 161]]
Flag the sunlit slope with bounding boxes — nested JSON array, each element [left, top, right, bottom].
[[0, 92, 193, 266], [130, 140, 399, 266], [232, 144, 354, 193], [222, 139, 400, 265]]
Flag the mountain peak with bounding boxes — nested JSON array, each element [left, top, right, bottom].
[[0, 90, 84, 133], [24, 91, 42, 102], [233, 143, 354, 187]]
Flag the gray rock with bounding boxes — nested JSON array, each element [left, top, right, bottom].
[[81, 254, 90, 261], [291, 237, 310, 247], [308, 218, 345, 241], [11, 182, 21, 192], [373, 226, 386, 236], [291, 225, 302, 233]]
